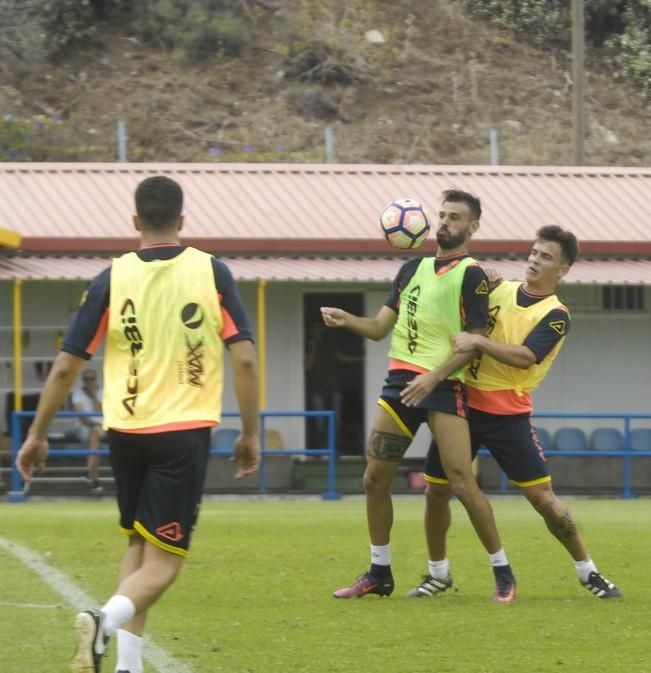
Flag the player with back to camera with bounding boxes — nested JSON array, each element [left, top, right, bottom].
[[322, 189, 517, 602], [16, 175, 261, 673], [410, 225, 621, 600]]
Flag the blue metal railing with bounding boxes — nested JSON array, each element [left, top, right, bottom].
[[216, 410, 340, 500], [8, 409, 341, 502], [480, 412, 651, 499], [8, 410, 651, 501]]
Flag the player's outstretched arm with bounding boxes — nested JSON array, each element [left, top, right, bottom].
[[400, 348, 478, 408], [228, 339, 260, 478], [16, 350, 84, 481], [320, 305, 396, 341], [454, 332, 536, 369]]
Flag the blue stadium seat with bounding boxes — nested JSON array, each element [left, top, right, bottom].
[[553, 427, 588, 452], [533, 427, 552, 451], [630, 428, 651, 451], [590, 427, 624, 452], [211, 427, 240, 451]]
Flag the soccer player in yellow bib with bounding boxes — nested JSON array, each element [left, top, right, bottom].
[[16, 176, 261, 672], [323, 189, 515, 601], [413, 225, 621, 600]]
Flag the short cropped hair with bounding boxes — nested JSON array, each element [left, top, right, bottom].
[[135, 176, 183, 230], [441, 189, 482, 220], [537, 225, 580, 266]]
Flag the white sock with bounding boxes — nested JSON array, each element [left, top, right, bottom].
[[488, 548, 509, 567], [428, 558, 450, 579], [370, 543, 391, 566], [574, 557, 597, 583], [100, 595, 136, 637], [115, 629, 144, 673]]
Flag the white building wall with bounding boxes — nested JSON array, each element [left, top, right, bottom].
[[219, 283, 307, 449], [531, 312, 651, 439]]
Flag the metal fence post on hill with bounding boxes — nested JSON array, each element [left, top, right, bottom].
[[324, 127, 334, 163], [117, 120, 128, 162], [572, 0, 585, 165], [489, 127, 499, 166]]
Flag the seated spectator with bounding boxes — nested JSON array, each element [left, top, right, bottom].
[[71, 368, 105, 493]]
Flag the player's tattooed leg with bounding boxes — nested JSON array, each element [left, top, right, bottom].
[[546, 506, 578, 542], [367, 430, 410, 463]]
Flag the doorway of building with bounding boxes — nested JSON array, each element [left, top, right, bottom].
[[304, 293, 365, 455]]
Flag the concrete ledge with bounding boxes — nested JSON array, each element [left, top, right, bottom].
[[477, 455, 651, 495], [204, 454, 293, 491]]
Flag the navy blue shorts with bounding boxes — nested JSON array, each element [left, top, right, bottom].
[[108, 427, 211, 556], [424, 408, 550, 486], [378, 370, 467, 438]]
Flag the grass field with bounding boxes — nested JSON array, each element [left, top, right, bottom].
[[0, 496, 649, 673]]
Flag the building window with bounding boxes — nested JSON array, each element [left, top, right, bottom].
[[602, 285, 644, 311]]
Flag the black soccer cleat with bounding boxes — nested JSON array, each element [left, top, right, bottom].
[[405, 574, 454, 597], [581, 571, 622, 599], [333, 572, 395, 598]]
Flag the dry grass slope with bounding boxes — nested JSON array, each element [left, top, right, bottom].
[[1, 0, 649, 166]]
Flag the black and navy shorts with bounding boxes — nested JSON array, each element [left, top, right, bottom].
[[424, 408, 550, 487], [108, 427, 211, 556], [378, 370, 468, 439]]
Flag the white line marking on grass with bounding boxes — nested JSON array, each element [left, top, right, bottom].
[[0, 600, 62, 609], [0, 536, 193, 673]]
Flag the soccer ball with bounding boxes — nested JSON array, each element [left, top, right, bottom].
[[380, 198, 431, 249]]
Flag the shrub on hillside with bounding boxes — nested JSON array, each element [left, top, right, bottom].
[[128, 1, 252, 60], [607, 1, 651, 91], [41, 0, 133, 58], [273, 0, 393, 85], [0, 2, 46, 71], [0, 115, 105, 161], [460, 0, 568, 46], [7, 0, 252, 62]]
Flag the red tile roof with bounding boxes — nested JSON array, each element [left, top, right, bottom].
[[1, 163, 650, 255], [2, 254, 650, 285]]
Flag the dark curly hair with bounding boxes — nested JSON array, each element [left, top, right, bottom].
[[537, 225, 579, 266]]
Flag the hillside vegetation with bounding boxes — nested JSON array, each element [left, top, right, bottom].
[[1, 0, 650, 166]]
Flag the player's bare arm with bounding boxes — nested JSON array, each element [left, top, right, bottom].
[[399, 349, 476, 408], [228, 339, 261, 478], [484, 266, 503, 291], [320, 304, 397, 341], [232, 433, 260, 479], [400, 326, 484, 407], [454, 332, 537, 369], [15, 350, 85, 481], [398, 369, 446, 408]]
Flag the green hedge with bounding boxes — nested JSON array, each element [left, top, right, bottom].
[[128, 1, 252, 60], [460, 0, 651, 90], [2, 0, 252, 62]]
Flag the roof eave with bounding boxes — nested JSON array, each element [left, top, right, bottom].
[[14, 237, 651, 258]]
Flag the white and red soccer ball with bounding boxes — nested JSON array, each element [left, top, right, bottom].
[[380, 198, 431, 249]]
